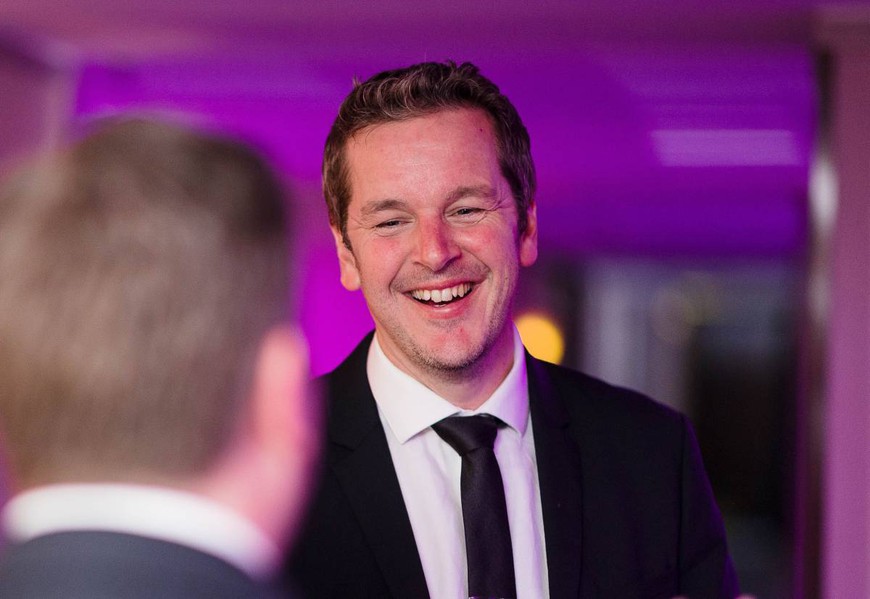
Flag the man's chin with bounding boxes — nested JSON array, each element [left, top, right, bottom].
[[410, 344, 488, 377]]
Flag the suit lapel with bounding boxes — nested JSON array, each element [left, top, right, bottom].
[[527, 354, 584, 599], [326, 335, 430, 599]]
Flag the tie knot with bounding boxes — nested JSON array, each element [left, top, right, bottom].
[[432, 414, 503, 456]]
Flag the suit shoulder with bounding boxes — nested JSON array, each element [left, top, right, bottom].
[[315, 333, 373, 388], [530, 358, 694, 479], [532, 358, 685, 432]]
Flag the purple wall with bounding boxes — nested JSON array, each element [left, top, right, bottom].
[[71, 45, 814, 373]]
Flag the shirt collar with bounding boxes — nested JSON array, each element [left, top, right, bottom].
[[1, 483, 280, 579], [367, 327, 529, 443]]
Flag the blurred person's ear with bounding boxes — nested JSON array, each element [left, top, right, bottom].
[[255, 325, 318, 472], [251, 325, 320, 540], [202, 324, 319, 549]]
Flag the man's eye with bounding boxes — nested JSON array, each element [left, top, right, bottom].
[[450, 207, 487, 223], [376, 219, 403, 228]]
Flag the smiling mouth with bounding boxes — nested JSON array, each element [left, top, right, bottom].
[[410, 283, 473, 305]]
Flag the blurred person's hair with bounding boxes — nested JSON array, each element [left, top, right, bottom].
[[323, 60, 536, 246], [0, 118, 290, 488]]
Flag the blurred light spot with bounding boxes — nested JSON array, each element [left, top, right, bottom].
[[810, 147, 837, 237], [651, 129, 800, 166], [808, 147, 836, 325], [651, 287, 697, 347], [516, 312, 565, 365], [682, 272, 723, 323]]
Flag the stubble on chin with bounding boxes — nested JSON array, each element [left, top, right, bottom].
[[402, 313, 510, 384]]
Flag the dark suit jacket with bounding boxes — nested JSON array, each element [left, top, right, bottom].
[[0, 530, 284, 598], [287, 333, 739, 598]]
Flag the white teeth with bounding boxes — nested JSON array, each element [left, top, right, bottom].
[[411, 283, 472, 304]]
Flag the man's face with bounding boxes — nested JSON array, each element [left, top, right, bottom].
[[333, 108, 537, 380]]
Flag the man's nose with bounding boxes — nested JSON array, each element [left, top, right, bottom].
[[413, 218, 460, 271]]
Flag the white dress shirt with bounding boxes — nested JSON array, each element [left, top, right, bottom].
[[368, 328, 549, 599], [1, 483, 280, 579]]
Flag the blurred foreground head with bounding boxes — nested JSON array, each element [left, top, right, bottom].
[[0, 118, 317, 546]]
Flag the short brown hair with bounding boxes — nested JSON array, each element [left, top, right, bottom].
[[0, 118, 290, 487], [323, 61, 536, 245]]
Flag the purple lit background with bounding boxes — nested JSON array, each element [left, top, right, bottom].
[[2, 2, 869, 597], [70, 45, 814, 374]]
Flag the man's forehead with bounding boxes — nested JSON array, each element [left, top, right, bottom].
[[340, 108, 505, 213], [345, 107, 495, 147], [343, 110, 498, 176]]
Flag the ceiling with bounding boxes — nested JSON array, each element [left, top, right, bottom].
[[1, 1, 868, 257], [2, 0, 868, 372], [0, 1, 859, 57]]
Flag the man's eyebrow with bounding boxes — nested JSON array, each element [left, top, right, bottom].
[[359, 199, 408, 217], [359, 186, 497, 217], [445, 185, 497, 203]]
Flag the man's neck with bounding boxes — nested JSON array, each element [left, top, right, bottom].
[[376, 328, 517, 410]]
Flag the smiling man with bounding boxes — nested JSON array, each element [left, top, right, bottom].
[[287, 61, 739, 599], [337, 107, 536, 408]]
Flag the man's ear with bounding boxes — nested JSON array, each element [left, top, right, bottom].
[[252, 326, 316, 461], [245, 324, 320, 544], [519, 202, 538, 267], [331, 226, 361, 291]]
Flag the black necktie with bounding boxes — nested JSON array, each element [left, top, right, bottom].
[[432, 415, 517, 599]]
